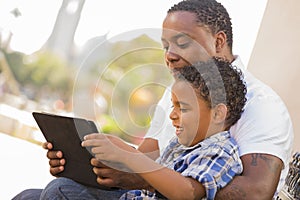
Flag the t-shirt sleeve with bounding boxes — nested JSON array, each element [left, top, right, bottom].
[[230, 93, 294, 166], [229, 72, 294, 193], [144, 86, 175, 153]]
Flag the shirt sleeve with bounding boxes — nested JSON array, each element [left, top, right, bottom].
[[178, 142, 243, 200], [230, 86, 294, 166], [229, 70, 294, 193], [144, 86, 175, 153]]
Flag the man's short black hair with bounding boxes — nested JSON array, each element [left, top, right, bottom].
[[168, 0, 233, 49]]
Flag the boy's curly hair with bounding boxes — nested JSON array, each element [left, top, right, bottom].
[[174, 57, 247, 128]]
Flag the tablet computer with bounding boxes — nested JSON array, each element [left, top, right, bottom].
[[32, 112, 113, 190]]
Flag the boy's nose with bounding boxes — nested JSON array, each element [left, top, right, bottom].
[[169, 109, 178, 120]]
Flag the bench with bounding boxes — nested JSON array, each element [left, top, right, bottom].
[[276, 152, 300, 200]]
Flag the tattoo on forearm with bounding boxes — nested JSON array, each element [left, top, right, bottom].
[[251, 154, 259, 166], [251, 153, 280, 173]]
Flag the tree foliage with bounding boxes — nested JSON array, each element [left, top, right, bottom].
[[87, 35, 172, 143], [5, 50, 74, 102]]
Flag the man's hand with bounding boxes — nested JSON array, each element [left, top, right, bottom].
[[90, 158, 151, 190], [216, 153, 283, 200], [42, 142, 65, 176]]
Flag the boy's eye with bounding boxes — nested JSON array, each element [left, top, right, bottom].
[[180, 108, 188, 113]]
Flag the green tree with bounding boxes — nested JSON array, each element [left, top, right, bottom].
[[88, 35, 172, 144]]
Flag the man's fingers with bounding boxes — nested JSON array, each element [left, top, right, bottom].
[[42, 142, 53, 150], [49, 158, 65, 168], [90, 158, 107, 168], [47, 150, 63, 159], [96, 176, 115, 187], [93, 167, 116, 179], [49, 166, 64, 176], [49, 159, 65, 176]]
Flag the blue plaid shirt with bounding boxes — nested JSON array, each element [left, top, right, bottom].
[[120, 131, 243, 200]]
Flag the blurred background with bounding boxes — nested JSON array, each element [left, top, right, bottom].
[[0, 0, 269, 145], [0, 0, 298, 199]]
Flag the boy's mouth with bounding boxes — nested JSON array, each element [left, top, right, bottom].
[[175, 126, 184, 136]]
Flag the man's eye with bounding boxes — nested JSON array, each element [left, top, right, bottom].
[[163, 45, 169, 51], [177, 43, 189, 49]]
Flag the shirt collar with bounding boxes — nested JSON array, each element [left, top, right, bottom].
[[171, 131, 231, 150], [232, 55, 246, 72]]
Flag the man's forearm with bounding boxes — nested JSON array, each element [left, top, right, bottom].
[[137, 138, 160, 160], [215, 176, 247, 200], [215, 153, 282, 200], [121, 172, 153, 190]]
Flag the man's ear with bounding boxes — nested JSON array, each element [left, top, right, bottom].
[[212, 103, 227, 124], [215, 31, 227, 53]]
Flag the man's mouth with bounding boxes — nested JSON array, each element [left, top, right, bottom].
[[170, 69, 179, 76]]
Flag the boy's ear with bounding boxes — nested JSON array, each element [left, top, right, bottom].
[[212, 103, 227, 124], [215, 31, 227, 53]]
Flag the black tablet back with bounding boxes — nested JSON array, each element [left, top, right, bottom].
[[32, 112, 113, 190]]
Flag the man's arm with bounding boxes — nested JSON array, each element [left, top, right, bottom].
[[137, 138, 160, 159], [216, 153, 283, 200]]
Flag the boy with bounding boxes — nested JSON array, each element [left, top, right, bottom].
[[82, 57, 247, 199]]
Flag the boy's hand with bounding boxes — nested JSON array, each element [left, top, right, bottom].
[[82, 133, 136, 164]]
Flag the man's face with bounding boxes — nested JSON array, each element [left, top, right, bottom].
[[161, 11, 217, 70], [170, 81, 212, 146]]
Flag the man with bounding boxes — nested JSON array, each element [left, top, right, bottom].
[[14, 0, 293, 199]]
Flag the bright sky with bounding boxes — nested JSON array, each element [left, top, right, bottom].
[[0, 0, 267, 66]]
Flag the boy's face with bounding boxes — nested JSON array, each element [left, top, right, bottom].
[[161, 11, 217, 71], [170, 80, 212, 146]]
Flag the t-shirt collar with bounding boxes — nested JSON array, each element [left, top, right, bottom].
[[232, 55, 246, 72]]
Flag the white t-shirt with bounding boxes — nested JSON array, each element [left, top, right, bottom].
[[144, 56, 294, 193]]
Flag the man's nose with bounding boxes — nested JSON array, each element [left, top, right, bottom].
[[165, 50, 180, 64]]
